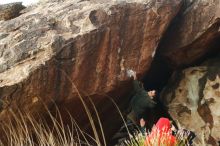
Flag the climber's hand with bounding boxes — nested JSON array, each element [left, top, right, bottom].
[[140, 118, 146, 127], [127, 69, 136, 80]]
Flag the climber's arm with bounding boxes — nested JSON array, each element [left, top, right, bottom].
[[133, 80, 142, 93]]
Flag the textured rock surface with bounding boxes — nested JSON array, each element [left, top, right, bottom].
[[0, 2, 25, 21], [161, 58, 220, 146], [0, 0, 181, 139], [159, 0, 220, 68]]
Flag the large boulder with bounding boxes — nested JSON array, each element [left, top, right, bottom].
[[159, 0, 220, 68], [161, 57, 220, 146], [0, 0, 182, 139], [0, 2, 25, 21]]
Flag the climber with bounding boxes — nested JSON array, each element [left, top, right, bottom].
[[126, 70, 157, 125], [111, 73, 156, 145]]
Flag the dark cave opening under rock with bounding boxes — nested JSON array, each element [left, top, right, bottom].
[[136, 36, 220, 140], [141, 54, 174, 127], [143, 55, 173, 92]]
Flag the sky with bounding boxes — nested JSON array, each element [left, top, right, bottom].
[[0, 0, 39, 6]]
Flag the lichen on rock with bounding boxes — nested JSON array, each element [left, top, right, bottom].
[[161, 57, 220, 146]]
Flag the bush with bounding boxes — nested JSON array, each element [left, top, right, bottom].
[[119, 126, 190, 146]]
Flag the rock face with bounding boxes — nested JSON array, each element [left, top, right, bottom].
[[0, 0, 182, 139], [161, 58, 220, 146], [159, 0, 220, 68], [0, 2, 25, 21]]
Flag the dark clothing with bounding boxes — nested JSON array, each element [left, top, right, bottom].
[[130, 80, 156, 119]]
